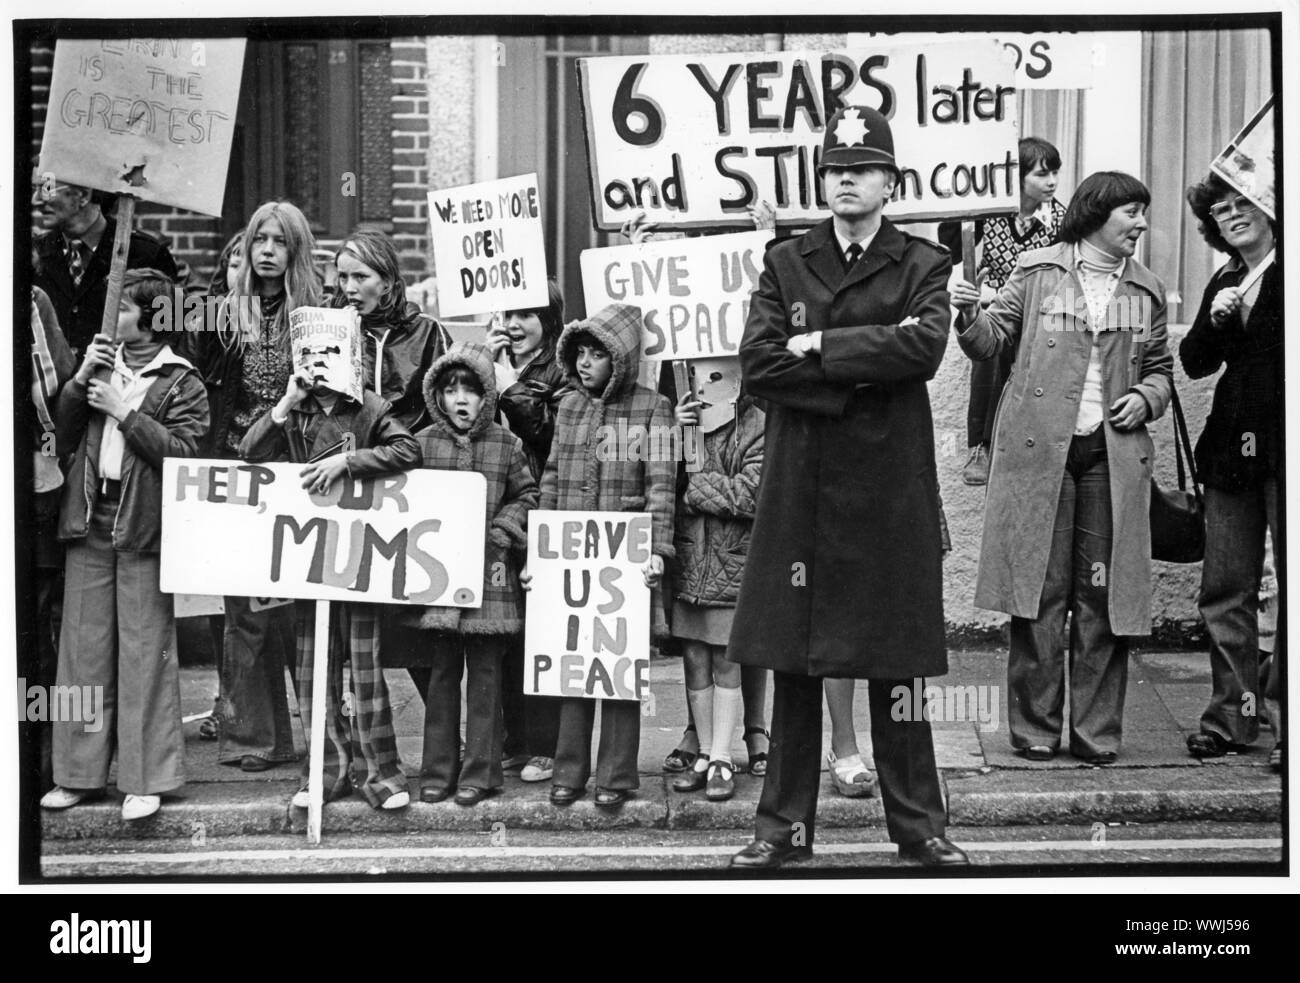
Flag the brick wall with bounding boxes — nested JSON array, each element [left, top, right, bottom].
[[28, 37, 433, 289]]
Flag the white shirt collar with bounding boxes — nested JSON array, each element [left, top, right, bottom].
[[834, 226, 878, 262]]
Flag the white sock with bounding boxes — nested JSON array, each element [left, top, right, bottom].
[[711, 685, 741, 766], [686, 686, 714, 770]]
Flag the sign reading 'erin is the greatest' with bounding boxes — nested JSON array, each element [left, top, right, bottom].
[[41, 38, 245, 216], [577, 42, 1019, 230], [160, 460, 487, 606]]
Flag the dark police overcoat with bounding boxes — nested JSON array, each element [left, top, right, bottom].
[[729, 217, 951, 679]]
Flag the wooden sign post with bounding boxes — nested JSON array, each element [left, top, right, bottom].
[[306, 600, 330, 844]]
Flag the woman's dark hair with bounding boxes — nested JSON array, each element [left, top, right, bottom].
[[434, 364, 485, 395], [1185, 172, 1278, 260], [208, 231, 245, 297], [332, 227, 408, 323], [123, 268, 186, 344], [502, 277, 565, 352], [1058, 171, 1151, 244], [1019, 137, 1062, 183]]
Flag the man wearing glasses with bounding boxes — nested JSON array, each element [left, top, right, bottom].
[[31, 174, 179, 357]]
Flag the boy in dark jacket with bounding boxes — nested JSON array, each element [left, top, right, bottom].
[[532, 303, 675, 809], [401, 343, 538, 805], [240, 350, 420, 810], [41, 268, 209, 822]]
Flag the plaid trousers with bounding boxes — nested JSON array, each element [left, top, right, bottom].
[[295, 601, 408, 807]]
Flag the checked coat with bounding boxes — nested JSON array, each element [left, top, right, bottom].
[[403, 342, 539, 635]]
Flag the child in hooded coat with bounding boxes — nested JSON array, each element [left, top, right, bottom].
[[403, 343, 538, 804], [534, 303, 675, 808]]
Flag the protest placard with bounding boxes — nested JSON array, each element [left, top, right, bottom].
[[289, 307, 363, 402], [160, 460, 487, 606], [1212, 95, 1275, 219], [427, 173, 550, 318], [848, 32, 1098, 90], [579, 230, 772, 361], [577, 41, 1019, 230], [39, 38, 245, 216], [524, 511, 652, 702]]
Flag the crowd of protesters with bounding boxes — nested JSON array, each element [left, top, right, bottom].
[[24, 125, 1281, 853]]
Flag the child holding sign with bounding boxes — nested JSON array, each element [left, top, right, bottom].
[[669, 362, 765, 802], [400, 343, 538, 805], [531, 303, 676, 809], [41, 269, 209, 821], [240, 337, 421, 810]]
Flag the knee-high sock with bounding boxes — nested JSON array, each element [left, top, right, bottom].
[[686, 685, 715, 763], [711, 684, 742, 765]]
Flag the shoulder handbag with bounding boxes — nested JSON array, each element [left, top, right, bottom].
[[1150, 387, 1205, 563]]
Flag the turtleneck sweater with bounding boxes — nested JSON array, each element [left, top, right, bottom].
[[1072, 238, 1126, 436]]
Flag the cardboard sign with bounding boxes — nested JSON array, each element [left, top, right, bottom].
[[580, 230, 771, 361], [289, 307, 363, 403], [161, 460, 487, 606], [427, 173, 550, 318], [577, 42, 1019, 230], [524, 511, 652, 702], [1212, 95, 1275, 220], [849, 32, 1098, 90], [173, 594, 293, 618], [39, 38, 245, 216]]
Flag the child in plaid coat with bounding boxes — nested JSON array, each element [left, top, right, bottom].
[[400, 343, 538, 806], [240, 361, 420, 810], [532, 303, 676, 809]]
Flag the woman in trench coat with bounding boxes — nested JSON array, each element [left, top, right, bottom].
[[951, 172, 1173, 764]]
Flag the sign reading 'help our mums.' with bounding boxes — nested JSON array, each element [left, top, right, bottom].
[[524, 511, 652, 702], [577, 42, 1019, 230], [289, 307, 363, 403], [579, 230, 772, 361], [427, 173, 550, 318], [40, 39, 245, 216], [160, 460, 487, 607]]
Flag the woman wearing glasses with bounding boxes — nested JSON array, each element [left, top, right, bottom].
[[1181, 177, 1281, 770]]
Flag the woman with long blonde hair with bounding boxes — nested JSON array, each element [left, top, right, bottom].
[[210, 201, 323, 772]]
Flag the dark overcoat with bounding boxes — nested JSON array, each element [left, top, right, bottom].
[[729, 217, 951, 679]]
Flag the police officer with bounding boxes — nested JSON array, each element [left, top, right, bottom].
[[728, 106, 968, 869]]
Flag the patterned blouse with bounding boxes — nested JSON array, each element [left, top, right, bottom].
[[979, 199, 1067, 290], [226, 294, 292, 456]]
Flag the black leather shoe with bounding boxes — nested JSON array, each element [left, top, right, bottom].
[[550, 785, 584, 806], [671, 762, 709, 793], [454, 786, 496, 807], [1080, 750, 1118, 765], [1017, 745, 1055, 762], [1187, 732, 1250, 759], [729, 839, 813, 869], [594, 787, 629, 809], [898, 836, 969, 866], [420, 786, 453, 803], [240, 755, 275, 772]]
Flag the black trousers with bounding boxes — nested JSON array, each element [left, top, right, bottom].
[[756, 671, 947, 848], [966, 348, 1014, 447], [500, 635, 562, 758]]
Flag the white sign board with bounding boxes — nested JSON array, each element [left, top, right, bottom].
[[577, 42, 1019, 230], [1212, 95, 1275, 220], [524, 511, 652, 702], [427, 173, 550, 318], [848, 32, 1098, 90], [161, 460, 487, 606], [39, 38, 245, 217], [580, 230, 771, 361], [289, 307, 363, 403]]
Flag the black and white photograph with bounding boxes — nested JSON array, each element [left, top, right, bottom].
[[4, 0, 1295, 916]]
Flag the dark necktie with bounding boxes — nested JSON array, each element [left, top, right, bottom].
[[66, 239, 88, 286], [845, 242, 863, 270]]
